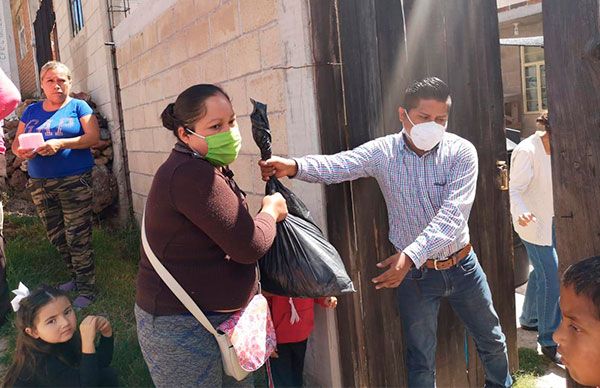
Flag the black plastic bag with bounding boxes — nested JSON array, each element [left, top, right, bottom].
[[250, 99, 355, 297]]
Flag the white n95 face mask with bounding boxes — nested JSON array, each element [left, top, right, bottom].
[[406, 113, 447, 151]]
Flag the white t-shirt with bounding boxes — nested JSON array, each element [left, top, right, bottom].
[[509, 132, 554, 246]]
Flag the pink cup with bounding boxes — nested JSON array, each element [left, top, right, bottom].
[[18, 133, 45, 150]]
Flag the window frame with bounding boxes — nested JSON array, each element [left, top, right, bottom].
[[520, 46, 547, 114], [69, 0, 85, 36]]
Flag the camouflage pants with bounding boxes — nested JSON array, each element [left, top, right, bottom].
[[28, 172, 95, 297]]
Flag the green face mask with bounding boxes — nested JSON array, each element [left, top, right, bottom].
[[186, 127, 242, 167]]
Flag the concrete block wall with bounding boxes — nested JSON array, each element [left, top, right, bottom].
[[113, 1, 341, 386], [115, 0, 301, 221], [53, 0, 132, 223], [54, 1, 115, 122]]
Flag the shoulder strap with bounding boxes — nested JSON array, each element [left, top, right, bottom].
[[141, 210, 218, 336]]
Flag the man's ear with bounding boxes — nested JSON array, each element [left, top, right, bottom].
[[398, 106, 406, 121], [25, 327, 40, 339]]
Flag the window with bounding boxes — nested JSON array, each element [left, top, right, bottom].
[[521, 46, 547, 113], [16, 12, 27, 59], [69, 0, 85, 36]]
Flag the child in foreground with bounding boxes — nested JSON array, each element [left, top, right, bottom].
[[553, 256, 600, 387], [2, 284, 117, 387]]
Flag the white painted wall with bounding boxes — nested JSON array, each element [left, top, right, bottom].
[[0, 0, 20, 86]]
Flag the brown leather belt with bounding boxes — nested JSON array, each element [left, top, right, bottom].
[[424, 243, 472, 270]]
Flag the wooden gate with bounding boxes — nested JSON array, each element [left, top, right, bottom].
[[309, 0, 517, 386], [543, 1, 600, 387]]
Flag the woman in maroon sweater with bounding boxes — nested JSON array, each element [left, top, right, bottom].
[[135, 84, 287, 387]]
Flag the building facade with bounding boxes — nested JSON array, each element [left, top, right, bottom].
[[498, 0, 545, 137], [9, 0, 38, 97]]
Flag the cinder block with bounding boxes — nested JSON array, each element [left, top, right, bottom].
[[180, 58, 204, 91], [128, 151, 155, 175], [157, 7, 177, 41], [260, 24, 283, 69], [239, 0, 278, 32], [128, 58, 141, 85], [116, 41, 130, 67], [174, 0, 198, 29], [226, 32, 261, 79], [201, 47, 228, 83], [130, 32, 144, 60], [127, 128, 154, 151], [163, 67, 183, 100], [167, 31, 190, 67], [247, 70, 286, 112], [268, 112, 289, 156], [194, 0, 220, 16], [133, 105, 146, 130], [130, 172, 154, 196], [123, 107, 135, 130], [138, 51, 153, 80], [153, 127, 178, 153], [230, 154, 255, 193], [149, 45, 170, 77], [222, 77, 249, 116], [186, 18, 210, 58], [142, 23, 158, 50], [209, 1, 240, 47], [144, 102, 159, 129]]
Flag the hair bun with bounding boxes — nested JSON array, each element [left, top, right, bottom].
[[161, 103, 181, 131]]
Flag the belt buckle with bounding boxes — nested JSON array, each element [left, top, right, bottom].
[[433, 259, 442, 270]]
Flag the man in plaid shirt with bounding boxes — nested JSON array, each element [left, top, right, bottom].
[[259, 78, 511, 387]]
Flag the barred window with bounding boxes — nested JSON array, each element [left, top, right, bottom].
[[69, 0, 85, 36]]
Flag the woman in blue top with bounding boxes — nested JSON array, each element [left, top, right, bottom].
[[12, 61, 100, 309]]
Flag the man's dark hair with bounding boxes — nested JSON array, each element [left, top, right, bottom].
[[403, 77, 451, 110], [562, 256, 600, 319]]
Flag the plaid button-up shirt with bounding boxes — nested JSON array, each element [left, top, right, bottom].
[[294, 130, 478, 268]]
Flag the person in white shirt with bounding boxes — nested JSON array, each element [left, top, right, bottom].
[[509, 112, 561, 364]]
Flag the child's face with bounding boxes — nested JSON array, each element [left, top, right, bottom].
[[554, 285, 600, 386], [25, 296, 77, 344]]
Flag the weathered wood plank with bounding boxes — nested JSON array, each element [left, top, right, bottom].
[[543, 1, 600, 387], [308, 1, 364, 386], [441, 0, 519, 384], [310, 0, 517, 386]]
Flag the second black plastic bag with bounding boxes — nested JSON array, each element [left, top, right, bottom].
[[251, 99, 355, 297]]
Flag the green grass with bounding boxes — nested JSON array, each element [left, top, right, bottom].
[[1, 214, 152, 387], [512, 347, 551, 388]]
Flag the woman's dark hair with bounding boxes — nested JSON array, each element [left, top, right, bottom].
[[161, 84, 231, 139], [562, 256, 600, 319], [403, 77, 451, 110], [2, 285, 80, 387]]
